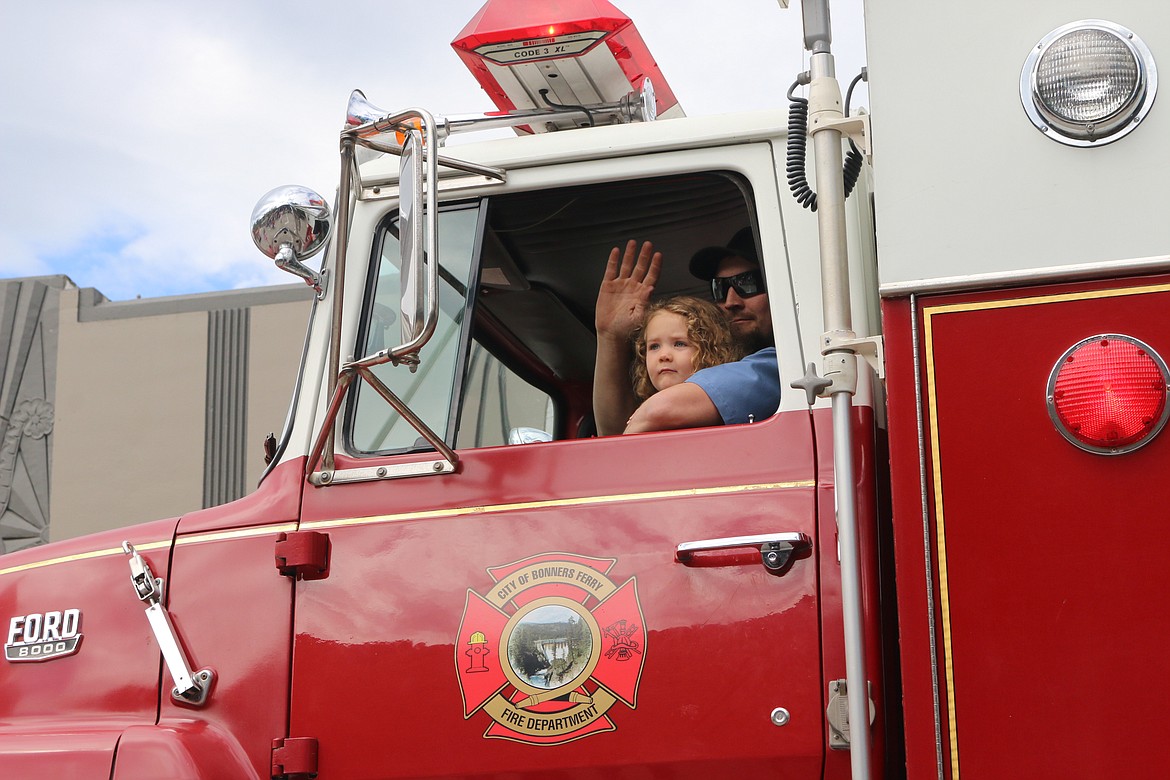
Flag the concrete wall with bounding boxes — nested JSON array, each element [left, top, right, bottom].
[[246, 302, 311, 488], [0, 277, 312, 552], [51, 291, 207, 538]]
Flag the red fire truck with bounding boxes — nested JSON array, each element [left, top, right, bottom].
[[4, 1, 1169, 777]]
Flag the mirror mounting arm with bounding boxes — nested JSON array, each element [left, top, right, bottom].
[[304, 360, 458, 486], [275, 246, 327, 300]]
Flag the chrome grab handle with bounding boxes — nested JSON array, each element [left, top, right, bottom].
[[676, 532, 812, 572]]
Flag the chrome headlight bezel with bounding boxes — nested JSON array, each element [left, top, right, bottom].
[[1020, 19, 1157, 147]]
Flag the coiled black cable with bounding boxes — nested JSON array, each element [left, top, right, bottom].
[[786, 82, 818, 211], [842, 69, 866, 194], [786, 72, 866, 212]]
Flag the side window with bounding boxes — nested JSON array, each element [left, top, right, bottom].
[[471, 172, 760, 440], [456, 342, 555, 448]]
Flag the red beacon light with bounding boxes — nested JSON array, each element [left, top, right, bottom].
[[451, 0, 682, 134], [1046, 334, 1170, 454]]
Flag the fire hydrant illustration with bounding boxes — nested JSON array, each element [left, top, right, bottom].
[[466, 630, 491, 673]]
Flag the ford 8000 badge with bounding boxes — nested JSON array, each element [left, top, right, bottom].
[[5, 609, 83, 662], [456, 552, 646, 745]]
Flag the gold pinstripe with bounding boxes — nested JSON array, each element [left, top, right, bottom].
[[1, 481, 814, 576], [922, 280, 1170, 779], [0, 523, 299, 577], [0, 539, 171, 577], [299, 481, 815, 531]]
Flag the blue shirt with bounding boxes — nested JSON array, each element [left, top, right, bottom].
[[687, 347, 780, 425]]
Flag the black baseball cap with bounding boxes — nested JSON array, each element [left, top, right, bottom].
[[688, 227, 759, 280]]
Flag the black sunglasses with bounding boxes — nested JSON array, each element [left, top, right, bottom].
[[710, 269, 766, 303]]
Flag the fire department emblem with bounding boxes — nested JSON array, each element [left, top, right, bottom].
[[455, 552, 646, 745]]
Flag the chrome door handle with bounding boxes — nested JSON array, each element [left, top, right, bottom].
[[676, 532, 812, 572]]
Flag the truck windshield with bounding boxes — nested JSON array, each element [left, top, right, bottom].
[[349, 204, 482, 453]]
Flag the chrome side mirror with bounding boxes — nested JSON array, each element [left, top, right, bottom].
[[251, 186, 332, 298], [345, 90, 429, 349], [397, 129, 425, 346]]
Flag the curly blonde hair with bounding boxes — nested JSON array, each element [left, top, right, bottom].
[[631, 296, 743, 400]]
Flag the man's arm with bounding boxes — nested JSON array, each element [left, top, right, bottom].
[[688, 348, 780, 425], [623, 382, 722, 434], [625, 348, 782, 434], [593, 240, 662, 436]]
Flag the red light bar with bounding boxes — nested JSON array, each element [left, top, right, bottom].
[[452, 0, 682, 133]]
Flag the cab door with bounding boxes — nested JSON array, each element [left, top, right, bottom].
[[288, 167, 826, 778], [292, 422, 821, 779]]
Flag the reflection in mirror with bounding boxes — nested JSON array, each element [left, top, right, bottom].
[[398, 129, 425, 346], [367, 303, 397, 354], [250, 185, 332, 297]]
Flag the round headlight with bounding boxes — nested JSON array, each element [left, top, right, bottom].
[[1021, 20, 1157, 146]]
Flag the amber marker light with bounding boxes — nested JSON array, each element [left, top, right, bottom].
[[1047, 334, 1170, 454]]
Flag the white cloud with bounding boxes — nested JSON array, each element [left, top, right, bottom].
[[1, 0, 866, 300]]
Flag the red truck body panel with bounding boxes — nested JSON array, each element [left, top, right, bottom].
[[111, 723, 257, 780], [0, 466, 307, 778], [885, 272, 1170, 778], [290, 410, 832, 778], [0, 519, 177, 776], [159, 530, 295, 778], [0, 518, 178, 720], [0, 727, 122, 777]]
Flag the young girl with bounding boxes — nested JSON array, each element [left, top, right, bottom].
[[630, 296, 743, 401]]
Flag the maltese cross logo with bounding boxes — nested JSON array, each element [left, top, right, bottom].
[[455, 552, 647, 745]]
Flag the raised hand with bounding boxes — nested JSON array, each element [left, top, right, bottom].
[[595, 240, 663, 341]]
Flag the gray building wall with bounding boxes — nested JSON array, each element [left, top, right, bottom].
[[0, 277, 312, 553], [0, 277, 66, 553]]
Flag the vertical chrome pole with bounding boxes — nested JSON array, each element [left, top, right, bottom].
[[326, 136, 356, 472], [803, 0, 873, 777]]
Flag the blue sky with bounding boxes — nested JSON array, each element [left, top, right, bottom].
[[1, 0, 866, 302]]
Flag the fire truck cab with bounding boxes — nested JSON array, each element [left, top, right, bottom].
[[4, 0, 1170, 778]]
